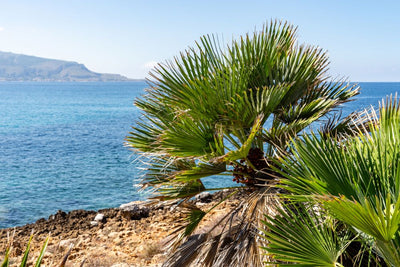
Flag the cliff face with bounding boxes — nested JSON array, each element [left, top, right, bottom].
[[0, 51, 131, 81]]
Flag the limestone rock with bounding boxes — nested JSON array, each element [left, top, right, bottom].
[[94, 213, 105, 222], [120, 204, 150, 220]]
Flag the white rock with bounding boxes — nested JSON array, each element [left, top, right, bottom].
[[90, 221, 98, 226], [59, 238, 76, 248], [94, 213, 104, 222]]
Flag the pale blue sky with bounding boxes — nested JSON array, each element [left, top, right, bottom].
[[0, 1, 399, 81]]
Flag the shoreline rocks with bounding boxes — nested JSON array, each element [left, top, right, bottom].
[[0, 190, 241, 266], [0, 202, 169, 266], [119, 202, 150, 220]]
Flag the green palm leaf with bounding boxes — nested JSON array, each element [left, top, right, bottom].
[[220, 115, 263, 162], [157, 179, 206, 200], [262, 202, 351, 266], [174, 162, 226, 182], [322, 195, 400, 242], [322, 195, 400, 265], [20, 235, 33, 266], [1, 247, 10, 267], [34, 236, 49, 267]]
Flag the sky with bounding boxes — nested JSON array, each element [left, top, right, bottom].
[[0, 1, 399, 81]]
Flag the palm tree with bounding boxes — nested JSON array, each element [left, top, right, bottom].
[[264, 96, 400, 266], [126, 20, 360, 266]]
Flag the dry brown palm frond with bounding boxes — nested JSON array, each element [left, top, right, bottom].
[[162, 234, 207, 267], [163, 187, 282, 267]]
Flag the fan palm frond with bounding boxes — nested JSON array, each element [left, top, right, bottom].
[[262, 202, 352, 266], [275, 96, 400, 266]]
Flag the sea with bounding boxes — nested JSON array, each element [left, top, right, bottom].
[[0, 81, 399, 229]]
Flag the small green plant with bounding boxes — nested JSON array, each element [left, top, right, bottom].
[[1, 235, 49, 267], [1, 234, 76, 266]]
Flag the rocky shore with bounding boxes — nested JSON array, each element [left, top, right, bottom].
[[0, 191, 240, 266]]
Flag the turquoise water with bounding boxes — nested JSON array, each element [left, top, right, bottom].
[[0, 82, 146, 228], [0, 81, 399, 228]]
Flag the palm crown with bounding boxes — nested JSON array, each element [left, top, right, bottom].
[[126, 20, 360, 265]]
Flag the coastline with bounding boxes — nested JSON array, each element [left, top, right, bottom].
[[0, 190, 238, 266], [0, 203, 172, 266]]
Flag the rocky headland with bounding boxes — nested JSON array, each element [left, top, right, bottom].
[[0, 51, 131, 82]]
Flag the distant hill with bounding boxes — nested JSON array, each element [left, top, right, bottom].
[[0, 51, 131, 82]]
